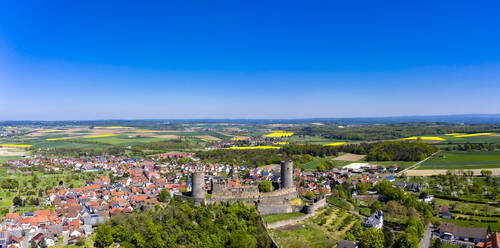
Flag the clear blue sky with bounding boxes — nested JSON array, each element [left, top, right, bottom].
[[1, 1, 499, 120]]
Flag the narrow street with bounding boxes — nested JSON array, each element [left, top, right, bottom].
[[420, 225, 433, 248]]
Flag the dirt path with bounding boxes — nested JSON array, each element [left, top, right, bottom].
[[396, 151, 440, 177]]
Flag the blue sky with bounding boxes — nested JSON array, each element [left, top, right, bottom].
[[1, 1, 499, 120]]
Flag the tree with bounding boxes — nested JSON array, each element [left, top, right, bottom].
[[94, 225, 114, 248], [393, 231, 419, 248], [30, 240, 37, 248], [406, 218, 425, 239], [357, 182, 369, 195], [316, 163, 326, 172], [350, 221, 364, 239], [158, 189, 169, 202], [359, 228, 384, 248], [111, 224, 129, 243], [345, 232, 356, 241], [383, 226, 394, 248], [258, 181, 272, 192], [39, 238, 47, 248], [13, 196, 22, 206], [431, 238, 443, 248], [31, 174, 38, 188], [370, 200, 382, 213]]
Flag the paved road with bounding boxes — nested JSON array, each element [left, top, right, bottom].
[[420, 226, 432, 248], [9, 204, 14, 213]]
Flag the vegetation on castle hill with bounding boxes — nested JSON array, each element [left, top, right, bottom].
[[94, 198, 272, 248]]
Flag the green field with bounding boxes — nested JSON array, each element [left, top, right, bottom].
[[288, 135, 348, 145], [77, 135, 169, 145], [301, 157, 336, 171], [418, 151, 500, 169], [436, 134, 500, 144]]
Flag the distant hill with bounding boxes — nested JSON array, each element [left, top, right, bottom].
[[1, 114, 500, 125]]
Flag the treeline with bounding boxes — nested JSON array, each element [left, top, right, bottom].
[[291, 123, 500, 141], [366, 142, 438, 161], [94, 198, 272, 248], [198, 141, 437, 166], [442, 143, 500, 151]]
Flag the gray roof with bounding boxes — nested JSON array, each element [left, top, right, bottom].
[[338, 240, 357, 248]]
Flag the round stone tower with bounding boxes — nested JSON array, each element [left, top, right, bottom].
[[281, 160, 294, 189], [192, 171, 205, 199]]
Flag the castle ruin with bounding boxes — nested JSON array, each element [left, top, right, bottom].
[[185, 160, 325, 215]]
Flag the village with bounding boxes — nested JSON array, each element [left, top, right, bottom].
[[0, 149, 497, 248]]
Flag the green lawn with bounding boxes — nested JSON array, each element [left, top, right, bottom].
[[262, 212, 306, 223], [418, 151, 500, 169]]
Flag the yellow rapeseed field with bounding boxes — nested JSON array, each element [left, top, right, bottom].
[[94, 126, 131, 129], [0, 144, 32, 148], [231, 138, 245, 141], [338, 126, 345, 128], [325, 142, 347, 146], [445, 133, 465, 136], [264, 132, 294, 137], [453, 133, 493, 137], [85, 134, 117, 138], [311, 123, 324, 126], [401, 136, 445, 141], [227, 146, 281, 150], [46, 137, 70, 141]]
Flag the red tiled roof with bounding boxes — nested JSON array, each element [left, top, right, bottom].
[[486, 232, 500, 248], [6, 213, 20, 219]]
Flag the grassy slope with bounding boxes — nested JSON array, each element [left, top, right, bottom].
[[271, 206, 358, 248], [262, 212, 306, 223]]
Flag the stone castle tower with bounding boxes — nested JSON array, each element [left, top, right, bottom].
[[281, 160, 294, 189], [192, 171, 205, 199]]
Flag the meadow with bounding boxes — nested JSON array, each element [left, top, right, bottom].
[[418, 151, 500, 169]]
